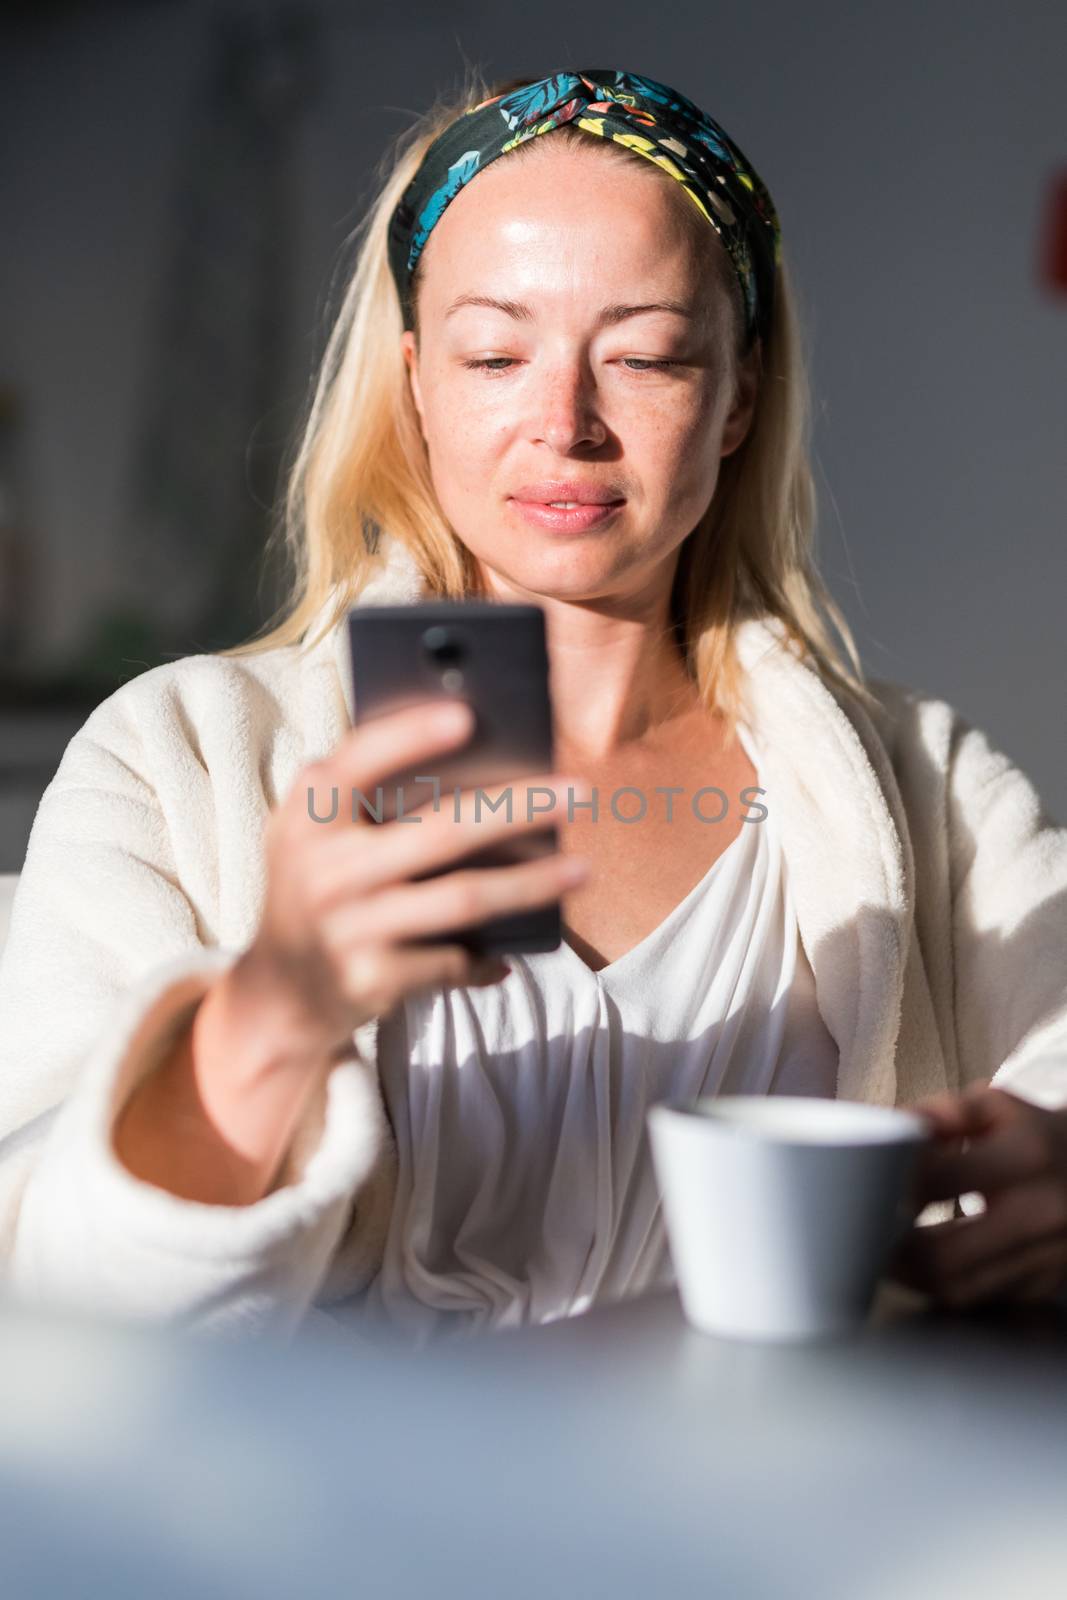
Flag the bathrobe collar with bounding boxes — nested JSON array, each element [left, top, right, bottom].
[[302, 536, 914, 1108]]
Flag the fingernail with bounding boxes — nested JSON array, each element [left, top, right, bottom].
[[436, 702, 473, 732]]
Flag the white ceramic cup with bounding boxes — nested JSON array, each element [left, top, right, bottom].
[[647, 1095, 932, 1342]]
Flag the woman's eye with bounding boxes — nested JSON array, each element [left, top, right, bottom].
[[460, 357, 680, 374]]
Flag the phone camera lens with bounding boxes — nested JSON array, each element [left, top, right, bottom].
[[421, 626, 464, 669]]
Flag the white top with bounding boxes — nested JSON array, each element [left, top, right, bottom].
[[356, 722, 841, 1344]]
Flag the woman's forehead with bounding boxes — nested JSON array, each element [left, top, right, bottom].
[[440, 139, 687, 231], [419, 153, 715, 294]]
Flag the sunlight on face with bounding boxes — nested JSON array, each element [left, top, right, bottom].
[[400, 138, 758, 609]]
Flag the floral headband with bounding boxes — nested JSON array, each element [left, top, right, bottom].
[[387, 67, 782, 350]]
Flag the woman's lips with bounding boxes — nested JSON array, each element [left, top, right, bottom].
[[508, 498, 625, 533]]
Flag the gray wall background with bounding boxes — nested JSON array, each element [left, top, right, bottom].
[[2, 0, 1065, 870]]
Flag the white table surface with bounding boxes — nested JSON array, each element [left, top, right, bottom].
[[1, 1282, 1066, 1599]]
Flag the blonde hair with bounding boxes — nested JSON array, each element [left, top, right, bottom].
[[216, 67, 880, 746]]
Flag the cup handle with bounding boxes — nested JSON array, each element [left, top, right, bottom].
[[889, 1139, 936, 1247], [890, 1194, 920, 1250]]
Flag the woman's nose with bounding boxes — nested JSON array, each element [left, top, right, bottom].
[[530, 362, 607, 452]]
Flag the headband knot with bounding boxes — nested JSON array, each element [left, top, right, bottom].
[[387, 68, 781, 350]]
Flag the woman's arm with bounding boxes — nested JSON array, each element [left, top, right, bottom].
[[886, 699, 1067, 1308], [944, 704, 1067, 1099], [113, 952, 342, 1207], [0, 676, 391, 1336]]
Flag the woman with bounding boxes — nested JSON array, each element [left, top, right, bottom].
[[2, 68, 1067, 1342]]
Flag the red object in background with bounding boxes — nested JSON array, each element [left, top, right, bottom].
[[1039, 168, 1067, 295]]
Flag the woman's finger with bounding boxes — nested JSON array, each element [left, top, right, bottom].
[[892, 1174, 1067, 1292], [907, 1088, 1053, 1207], [305, 772, 584, 907], [338, 940, 505, 1019], [886, 1214, 980, 1294], [303, 701, 477, 832], [910, 1083, 993, 1139], [322, 851, 588, 947], [912, 1124, 1049, 1206], [936, 1227, 1067, 1310]]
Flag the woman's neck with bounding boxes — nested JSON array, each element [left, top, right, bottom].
[[545, 617, 701, 763]]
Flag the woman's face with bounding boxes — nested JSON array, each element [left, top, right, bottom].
[[401, 139, 759, 608]]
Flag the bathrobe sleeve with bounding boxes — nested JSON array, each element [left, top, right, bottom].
[[0, 681, 392, 1339], [945, 705, 1067, 1110]]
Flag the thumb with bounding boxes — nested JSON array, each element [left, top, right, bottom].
[[910, 1079, 995, 1141], [910, 1093, 972, 1140]]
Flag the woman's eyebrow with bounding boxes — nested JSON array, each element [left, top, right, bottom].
[[443, 294, 695, 325]]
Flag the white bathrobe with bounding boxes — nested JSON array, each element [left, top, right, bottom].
[[2, 531, 1066, 1339]]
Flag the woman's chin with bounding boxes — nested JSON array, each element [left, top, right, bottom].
[[479, 552, 625, 604]]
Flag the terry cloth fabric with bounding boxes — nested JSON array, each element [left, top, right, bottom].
[[1, 530, 1067, 1337]]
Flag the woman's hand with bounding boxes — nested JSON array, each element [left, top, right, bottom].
[[886, 1079, 1067, 1309], [115, 699, 590, 1206], [236, 698, 590, 1060]]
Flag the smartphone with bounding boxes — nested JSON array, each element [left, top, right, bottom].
[[346, 601, 562, 956]]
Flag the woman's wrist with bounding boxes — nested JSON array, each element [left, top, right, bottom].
[[113, 964, 336, 1207]]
